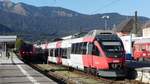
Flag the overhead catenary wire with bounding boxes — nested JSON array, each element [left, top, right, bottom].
[[91, 0, 121, 14]]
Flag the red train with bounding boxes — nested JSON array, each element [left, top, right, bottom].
[[19, 43, 34, 60], [133, 37, 150, 61], [19, 43, 48, 63], [40, 30, 126, 77]]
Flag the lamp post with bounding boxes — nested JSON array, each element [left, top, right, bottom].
[[102, 15, 110, 30]]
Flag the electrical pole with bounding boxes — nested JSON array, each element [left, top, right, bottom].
[[134, 11, 138, 34], [102, 15, 109, 30]]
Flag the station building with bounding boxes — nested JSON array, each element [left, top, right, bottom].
[[0, 36, 17, 58]]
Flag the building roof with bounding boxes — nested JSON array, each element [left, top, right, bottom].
[[0, 36, 17, 42], [113, 18, 134, 33]]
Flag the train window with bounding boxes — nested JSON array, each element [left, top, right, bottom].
[[77, 43, 80, 54], [55, 49, 58, 57], [87, 43, 93, 54], [62, 48, 67, 58], [73, 43, 77, 54], [59, 48, 63, 57], [59, 48, 62, 56], [92, 45, 100, 56], [61, 48, 63, 57], [61, 48, 63, 56], [62, 49, 65, 58], [78, 43, 82, 54], [75, 43, 79, 54], [81, 42, 87, 54], [87, 42, 101, 56], [65, 49, 67, 58], [71, 44, 75, 54], [50, 49, 53, 57], [74, 43, 78, 54], [71, 43, 87, 55], [67, 47, 71, 59]]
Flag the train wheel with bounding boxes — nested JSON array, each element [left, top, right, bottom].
[[84, 67, 87, 73], [68, 67, 74, 71], [91, 68, 97, 76], [84, 67, 90, 74]]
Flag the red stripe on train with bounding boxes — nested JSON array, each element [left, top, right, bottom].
[[56, 41, 62, 64], [83, 37, 95, 42], [56, 41, 62, 48]]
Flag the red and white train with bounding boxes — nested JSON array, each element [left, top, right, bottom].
[[133, 37, 150, 61], [40, 30, 126, 77]]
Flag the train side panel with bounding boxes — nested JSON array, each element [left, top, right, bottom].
[[61, 40, 72, 66], [47, 42, 57, 63]]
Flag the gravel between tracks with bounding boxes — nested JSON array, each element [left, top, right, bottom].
[[31, 64, 144, 84]]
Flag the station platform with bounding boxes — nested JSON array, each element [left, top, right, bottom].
[[0, 52, 57, 84]]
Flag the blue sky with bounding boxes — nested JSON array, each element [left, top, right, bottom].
[[12, 0, 150, 18]]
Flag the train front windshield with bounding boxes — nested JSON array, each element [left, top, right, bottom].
[[21, 45, 33, 52], [101, 41, 125, 58]]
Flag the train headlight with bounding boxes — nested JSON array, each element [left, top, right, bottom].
[[111, 63, 122, 69], [143, 53, 146, 56], [111, 64, 117, 69]]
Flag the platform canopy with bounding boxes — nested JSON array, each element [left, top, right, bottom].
[[0, 36, 17, 42]]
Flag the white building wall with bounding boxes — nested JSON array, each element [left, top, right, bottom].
[[143, 27, 150, 37], [120, 35, 132, 59]]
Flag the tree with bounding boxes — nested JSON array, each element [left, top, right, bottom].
[[15, 38, 25, 52]]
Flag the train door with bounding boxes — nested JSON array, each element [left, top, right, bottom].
[[85, 41, 102, 74], [87, 42, 94, 67], [56, 41, 62, 64], [87, 41, 108, 69], [54, 48, 62, 64]]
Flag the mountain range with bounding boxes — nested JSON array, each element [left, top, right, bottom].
[[0, 0, 149, 41]]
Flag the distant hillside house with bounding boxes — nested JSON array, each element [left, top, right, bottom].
[[113, 18, 134, 36], [142, 21, 150, 37]]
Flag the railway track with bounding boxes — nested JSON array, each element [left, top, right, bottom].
[[26, 61, 144, 84]]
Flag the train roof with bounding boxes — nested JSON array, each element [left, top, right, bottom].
[[85, 30, 115, 37], [85, 30, 120, 40], [61, 32, 88, 40], [96, 34, 120, 41], [134, 37, 150, 44]]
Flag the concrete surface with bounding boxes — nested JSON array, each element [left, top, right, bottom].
[[0, 52, 57, 84]]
